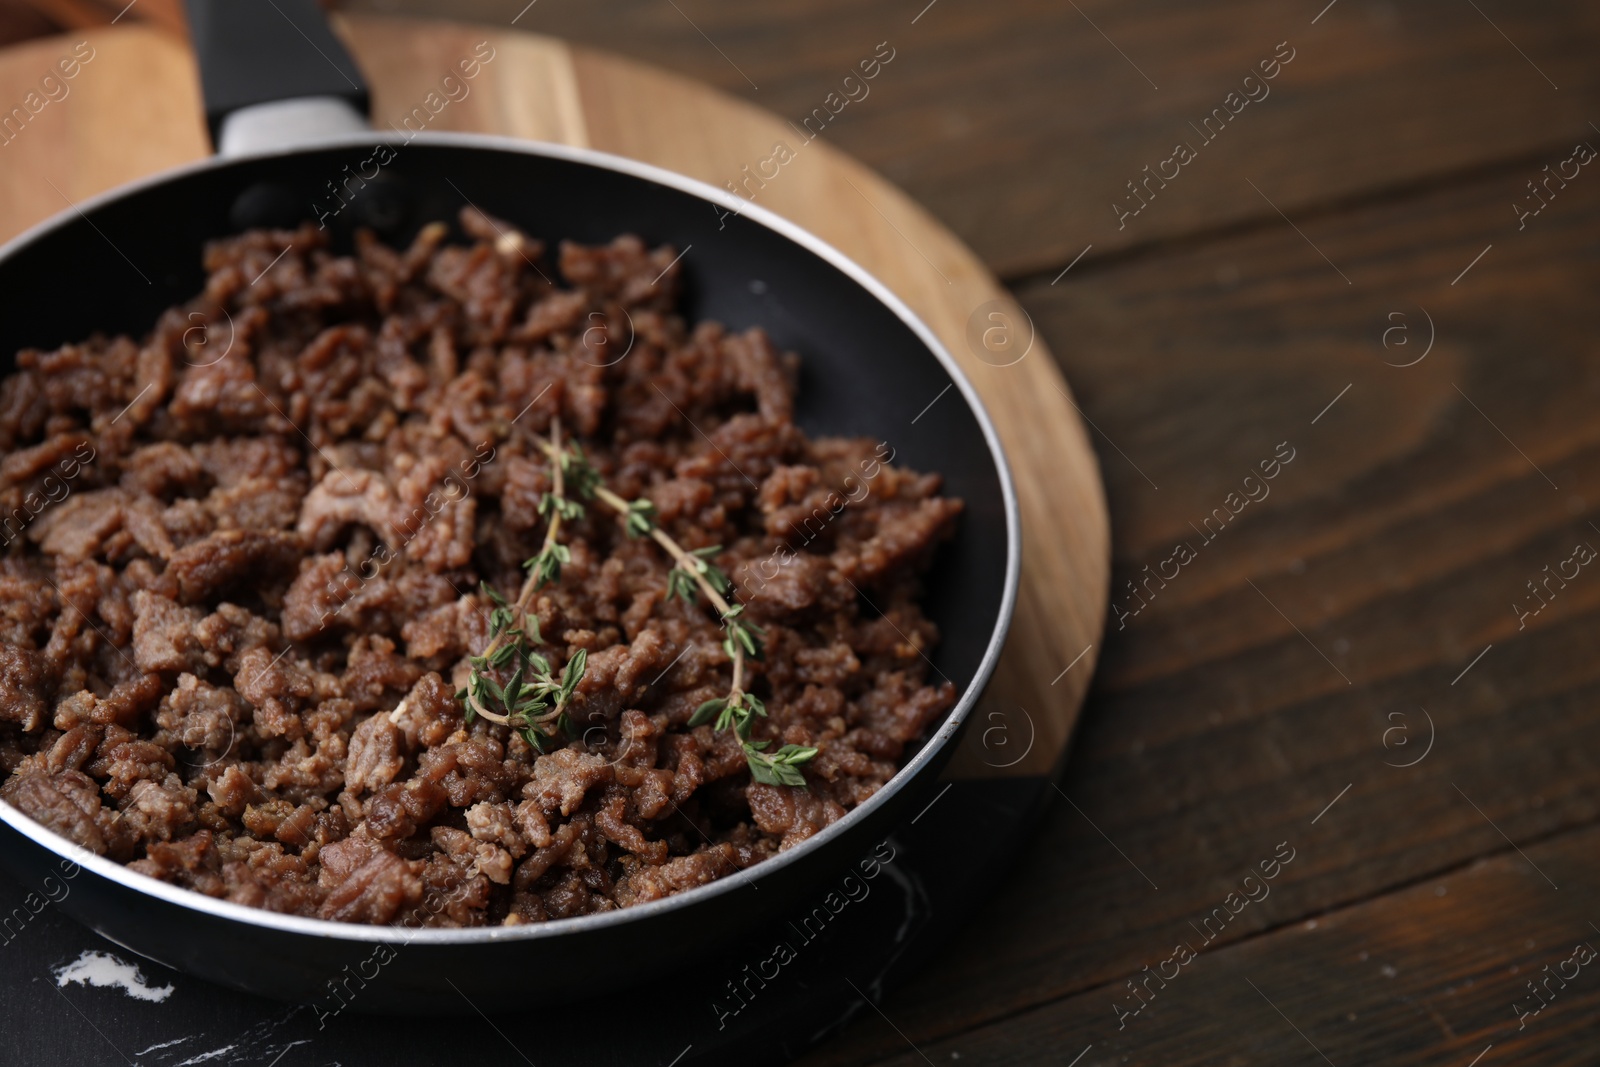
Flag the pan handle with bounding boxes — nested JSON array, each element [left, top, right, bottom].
[[183, 0, 372, 156]]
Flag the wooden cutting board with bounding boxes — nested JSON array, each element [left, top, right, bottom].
[[0, 17, 1109, 781]]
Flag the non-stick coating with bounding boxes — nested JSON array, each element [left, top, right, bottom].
[[0, 135, 1016, 1009]]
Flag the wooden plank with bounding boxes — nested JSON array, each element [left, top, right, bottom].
[[341, 16, 592, 146], [845, 823, 1600, 1066], [797, 158, 1600, 1061], [342, 0, 1600, 276], [0, 25, 206, 233]]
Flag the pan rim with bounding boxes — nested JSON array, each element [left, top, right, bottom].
[[0, 130, 1022, 946]]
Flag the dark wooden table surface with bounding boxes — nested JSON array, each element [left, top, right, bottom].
[[10, 0, 1600, 1062]]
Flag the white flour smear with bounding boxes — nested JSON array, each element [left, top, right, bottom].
[[53, 949, 175, 1003]]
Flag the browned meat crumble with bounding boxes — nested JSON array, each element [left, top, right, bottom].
[[0, 209, 960, 926]]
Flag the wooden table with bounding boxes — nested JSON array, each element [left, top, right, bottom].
[[356, 2, 1600, 1064], [9, 0, 1600, 1063]]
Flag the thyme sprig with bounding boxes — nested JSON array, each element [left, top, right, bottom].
[[536, 440, 818, 786], [461, 587, 587, 750], [460, 418, 588, 750], [525, 416, 580, 590]]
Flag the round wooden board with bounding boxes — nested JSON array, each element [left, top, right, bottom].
[[0, 17, 1109, 779]]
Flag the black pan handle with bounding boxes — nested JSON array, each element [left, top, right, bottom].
[[183, 0, 371, 151]]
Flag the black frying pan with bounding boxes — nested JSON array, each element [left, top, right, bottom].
[[0, 0, 1018, 1011]]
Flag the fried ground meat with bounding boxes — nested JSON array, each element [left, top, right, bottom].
[[0, 210, 961, 925]]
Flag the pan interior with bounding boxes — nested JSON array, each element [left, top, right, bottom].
[[0, 139, 1011, 929]]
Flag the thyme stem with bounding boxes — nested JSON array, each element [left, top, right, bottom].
[[481, 417, 564, 666], [538, 445, 747, 689], [466, 417, 576, 732], [587, 480, 753, 694], [589, 475, 812, 785]]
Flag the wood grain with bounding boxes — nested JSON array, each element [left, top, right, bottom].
[[0, 27, 206, 228], [797, 150, 1600, 1064], [861, 824, 1600, 1066], [342, 0, 1600, 278]]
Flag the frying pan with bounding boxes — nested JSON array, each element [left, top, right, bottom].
[[0, 0, 1018, 1011]]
